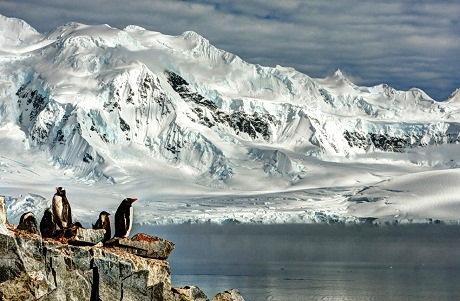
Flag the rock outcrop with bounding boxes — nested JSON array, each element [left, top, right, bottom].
[[171, 286, 209, 301], [69, 227, 106, 246], [211, 289, 245, 301], [107, 233, 175, 260], [0, 197, 245, 301], [0, 225, 173, 301]]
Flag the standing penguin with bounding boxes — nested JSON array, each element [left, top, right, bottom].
[[93, 211, 111, 242], [52, 187, 72, 229], [17, 212, 39, 234], [40, 208, 56, 238], [114, 198, 137, 238]]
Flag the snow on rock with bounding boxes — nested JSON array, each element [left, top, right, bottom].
[[0, 15, 42, 51], [348, 168, 460, 222], [5, 194, 49, 224], [248, 147, 306, 180], [446, 88, 460, 107]]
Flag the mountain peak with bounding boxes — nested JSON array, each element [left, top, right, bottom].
[[447, 88, 460, 103], [124, 25, 147, 32], [333, 69, 345, 78], [181, 30, 209, 44], [330, 69, 352, 82], [407, 87, 433, 101], [0, 14, 42, 49], [324, 68, 356, 87]]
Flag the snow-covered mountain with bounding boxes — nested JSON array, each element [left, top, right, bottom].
[[2, 14, 460, 225]]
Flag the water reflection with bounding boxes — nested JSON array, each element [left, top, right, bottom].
[[135, 224, 460, 301]]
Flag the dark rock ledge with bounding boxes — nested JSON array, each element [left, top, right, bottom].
[[0, 196, 245, 301]]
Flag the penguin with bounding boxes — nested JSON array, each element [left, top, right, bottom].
[[17, 212, 39, 234], [114, 198, 137, 238], [93, 211, 111, 242], [52, 187, 72, 229], [40, 208, 56, 238], [73, 221, 83, 228]]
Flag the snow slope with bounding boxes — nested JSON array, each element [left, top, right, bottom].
[[1, 14, 460, 225]]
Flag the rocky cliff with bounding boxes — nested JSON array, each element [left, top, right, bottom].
[[0, 197, 245, 301]]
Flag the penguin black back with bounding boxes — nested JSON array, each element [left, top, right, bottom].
[[73, 221, 83, 228], [114, 198, 137, 238], [40, 208, 56, 238], [93, 211, 111, 242], [17, 212, 39, 234]]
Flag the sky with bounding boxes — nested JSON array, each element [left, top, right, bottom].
[[0, 0, 459, 100]]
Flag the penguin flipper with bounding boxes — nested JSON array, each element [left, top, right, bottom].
[[65, 200, 72, 225]]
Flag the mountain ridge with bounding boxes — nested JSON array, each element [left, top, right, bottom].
[[2, 14, 460, 225]]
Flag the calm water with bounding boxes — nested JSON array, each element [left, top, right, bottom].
[[134, 224, 460, 301]]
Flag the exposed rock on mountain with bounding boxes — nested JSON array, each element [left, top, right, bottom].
[[2, 14, 459, 186], [2, 14, 460, 224]]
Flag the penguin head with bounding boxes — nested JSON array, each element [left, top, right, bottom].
[[20, 212, 34, 223], [126, 197, 138, 204], [55, 187, 66, 196], [100, 211, 111, 217], [43, 208, 53, 219], [73, 222, 83, 228]]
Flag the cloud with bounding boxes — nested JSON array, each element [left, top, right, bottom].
[[0, 0, 458, 100]]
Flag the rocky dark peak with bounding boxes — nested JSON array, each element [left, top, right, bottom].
[[15, 85, 84, 148], [165, 70, 217, 111], [165, 70, 274, 141], [16, 85, 49, 125], [344, 128, 460, 152]]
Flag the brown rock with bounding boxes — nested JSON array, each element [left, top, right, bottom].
[[108, 233, 175, 259]]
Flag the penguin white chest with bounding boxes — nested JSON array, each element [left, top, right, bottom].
[[54, 196, 63, 217], [126, 207, 133, 237]]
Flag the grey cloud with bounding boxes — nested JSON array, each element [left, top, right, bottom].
[[0, 0, 458, 100]]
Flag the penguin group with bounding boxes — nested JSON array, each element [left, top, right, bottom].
[[18, 187, 138, 242]]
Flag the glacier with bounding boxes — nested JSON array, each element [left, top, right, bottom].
[[1, 14, 460, 225]]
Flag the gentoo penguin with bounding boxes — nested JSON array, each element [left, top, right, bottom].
[[114, 198, 137, 238], [17, 211, 39, 234], [40, 208, 56, 238], [52, 187, 72, 229], [93, 211, 111, 242]]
